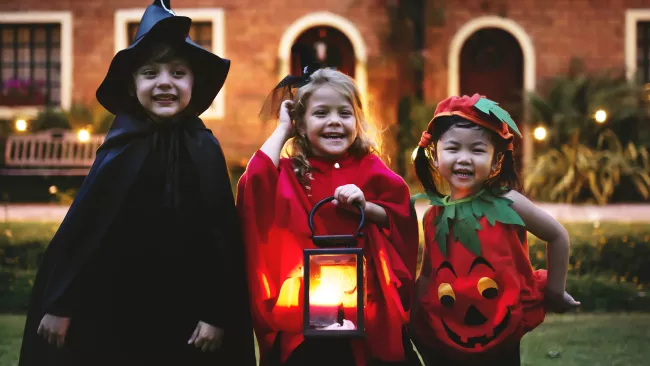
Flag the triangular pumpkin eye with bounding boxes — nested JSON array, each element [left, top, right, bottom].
[[477, 277, 498, 299]]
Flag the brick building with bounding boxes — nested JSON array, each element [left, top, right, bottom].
[[1, 0, 649, 169]]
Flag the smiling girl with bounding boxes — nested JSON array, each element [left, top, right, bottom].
[[237, 68, 420, 366], [409, 94, 579, 366]]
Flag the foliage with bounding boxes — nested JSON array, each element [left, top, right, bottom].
[[528, 222, 650, 286], [524, 129, 650, 203], [27, 102, 113, 133], [1, 78, 45, 106], [65, 102, 114, 134], [0, 268, 34, 313], [32, 107, 70, 131], [1, 220, 650, 313], [397, 95, 436, 182], [526, 58, 649, 147], [563, 274, 648, 312]]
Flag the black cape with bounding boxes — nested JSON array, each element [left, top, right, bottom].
[[19, 113, 256, 366]]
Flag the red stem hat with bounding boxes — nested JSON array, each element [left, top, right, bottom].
[[419, 94, 522, 150]]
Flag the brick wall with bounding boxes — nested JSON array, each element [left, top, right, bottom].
[[2, 0, 648, 166], [423, 0, 649, 103], [1, 0, 400, 165]]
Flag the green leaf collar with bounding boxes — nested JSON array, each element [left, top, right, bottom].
[[412, 190, 525, 257]]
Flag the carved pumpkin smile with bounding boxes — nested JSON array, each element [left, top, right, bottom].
[[441, 308, 511, 348]]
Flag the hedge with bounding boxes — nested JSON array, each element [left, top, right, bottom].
[[528, 222, 650, 286], [1, 221, 649, 313]]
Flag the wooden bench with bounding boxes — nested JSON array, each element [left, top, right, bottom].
[[1, 129, 105, 176]]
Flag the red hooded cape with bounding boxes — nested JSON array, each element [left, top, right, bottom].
[[237, 151, 419, 365]]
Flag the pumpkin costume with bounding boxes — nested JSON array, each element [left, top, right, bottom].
[[410, 95, 547, 365]]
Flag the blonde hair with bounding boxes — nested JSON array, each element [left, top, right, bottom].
[[286, 68, 380, 186]]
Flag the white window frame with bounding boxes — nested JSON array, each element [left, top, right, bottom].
[[114, 8, 226, 119], [625, 9, 650, 80], [0, 11, 73, 119]]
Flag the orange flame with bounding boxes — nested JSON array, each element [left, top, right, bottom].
[[309, 264, 358, 307]]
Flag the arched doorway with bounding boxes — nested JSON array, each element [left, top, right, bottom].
[[277, 12, 368, 109], [459, 28, 524, 169], [290, 26, 356, 78]]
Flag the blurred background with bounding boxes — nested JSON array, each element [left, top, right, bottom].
[[1, 1, 649, 365]]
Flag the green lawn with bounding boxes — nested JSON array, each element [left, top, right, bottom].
[[520, 313, 650, 366], [0, 315, 24, 366], [2, 313, 649, 366]]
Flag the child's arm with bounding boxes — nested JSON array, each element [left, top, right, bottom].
[[506, 190, 568, 292], [260, 100, 293, 167], [506, 190, 580, 310], [37, 274, 81, 347]]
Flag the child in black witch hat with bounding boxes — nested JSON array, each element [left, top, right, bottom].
[[18, 1, 255, 366]]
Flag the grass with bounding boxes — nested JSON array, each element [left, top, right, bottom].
[[0, 315, 24, 366], [1, 313, 649, 366], [519, 313, 650, 366]]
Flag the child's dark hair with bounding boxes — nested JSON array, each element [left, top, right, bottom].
[[414, 115, 521, 197], [132, 40, 191, 70]]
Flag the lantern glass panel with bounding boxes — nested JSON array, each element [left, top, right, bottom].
[[307, 253, 359, 331]]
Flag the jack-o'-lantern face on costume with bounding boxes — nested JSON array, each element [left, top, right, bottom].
[[429, 253, 522, 352]]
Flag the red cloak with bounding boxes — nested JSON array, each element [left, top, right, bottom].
[[237, 151, 419, 365]]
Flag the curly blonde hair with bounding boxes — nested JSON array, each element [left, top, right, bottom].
[[285, 68, 380, 186]]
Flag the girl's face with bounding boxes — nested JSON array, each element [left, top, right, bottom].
[[304, 85, 357, 158], [434, 126, 498, 200], [133, 58, 194, 121]]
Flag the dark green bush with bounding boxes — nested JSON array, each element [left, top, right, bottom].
[[0, 268, 35, 313], [1, 221, 649, 313], [529, 222, 650, 286], [565, 274, 649, 312]]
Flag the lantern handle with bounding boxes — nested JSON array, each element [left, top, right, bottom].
[[309, 195, 365, 239]]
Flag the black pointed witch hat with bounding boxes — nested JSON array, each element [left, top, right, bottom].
[[96, 0, 230, 116]]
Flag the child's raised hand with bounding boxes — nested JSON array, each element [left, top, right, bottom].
[[37, 314, 70, 348], [545, 289, 581, 313], [333, 184, 366, 212], [278, 100, 294, 133], [188, 321, 224, 352]]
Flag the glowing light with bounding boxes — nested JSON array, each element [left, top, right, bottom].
[[595, 109, 607, 123], [533, 126, 547, 141], [15, 119, 27, 132], [309, 264, 358, 307], [48, 185, 58, 195], [77, 129, 90, 142]]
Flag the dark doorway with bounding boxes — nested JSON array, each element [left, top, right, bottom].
[[291, 26, 355, 78], [459, 28, 524, 169]]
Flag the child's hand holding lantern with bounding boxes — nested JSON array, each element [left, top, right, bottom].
[[333, 184, 366, 211], [334, 184, 389, 227]]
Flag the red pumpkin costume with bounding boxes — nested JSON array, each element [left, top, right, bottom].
[[410, 95, 547, 365], [237, 150, 419, 365]]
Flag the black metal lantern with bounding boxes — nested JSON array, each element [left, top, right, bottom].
[[303, 196, 365, 338]]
